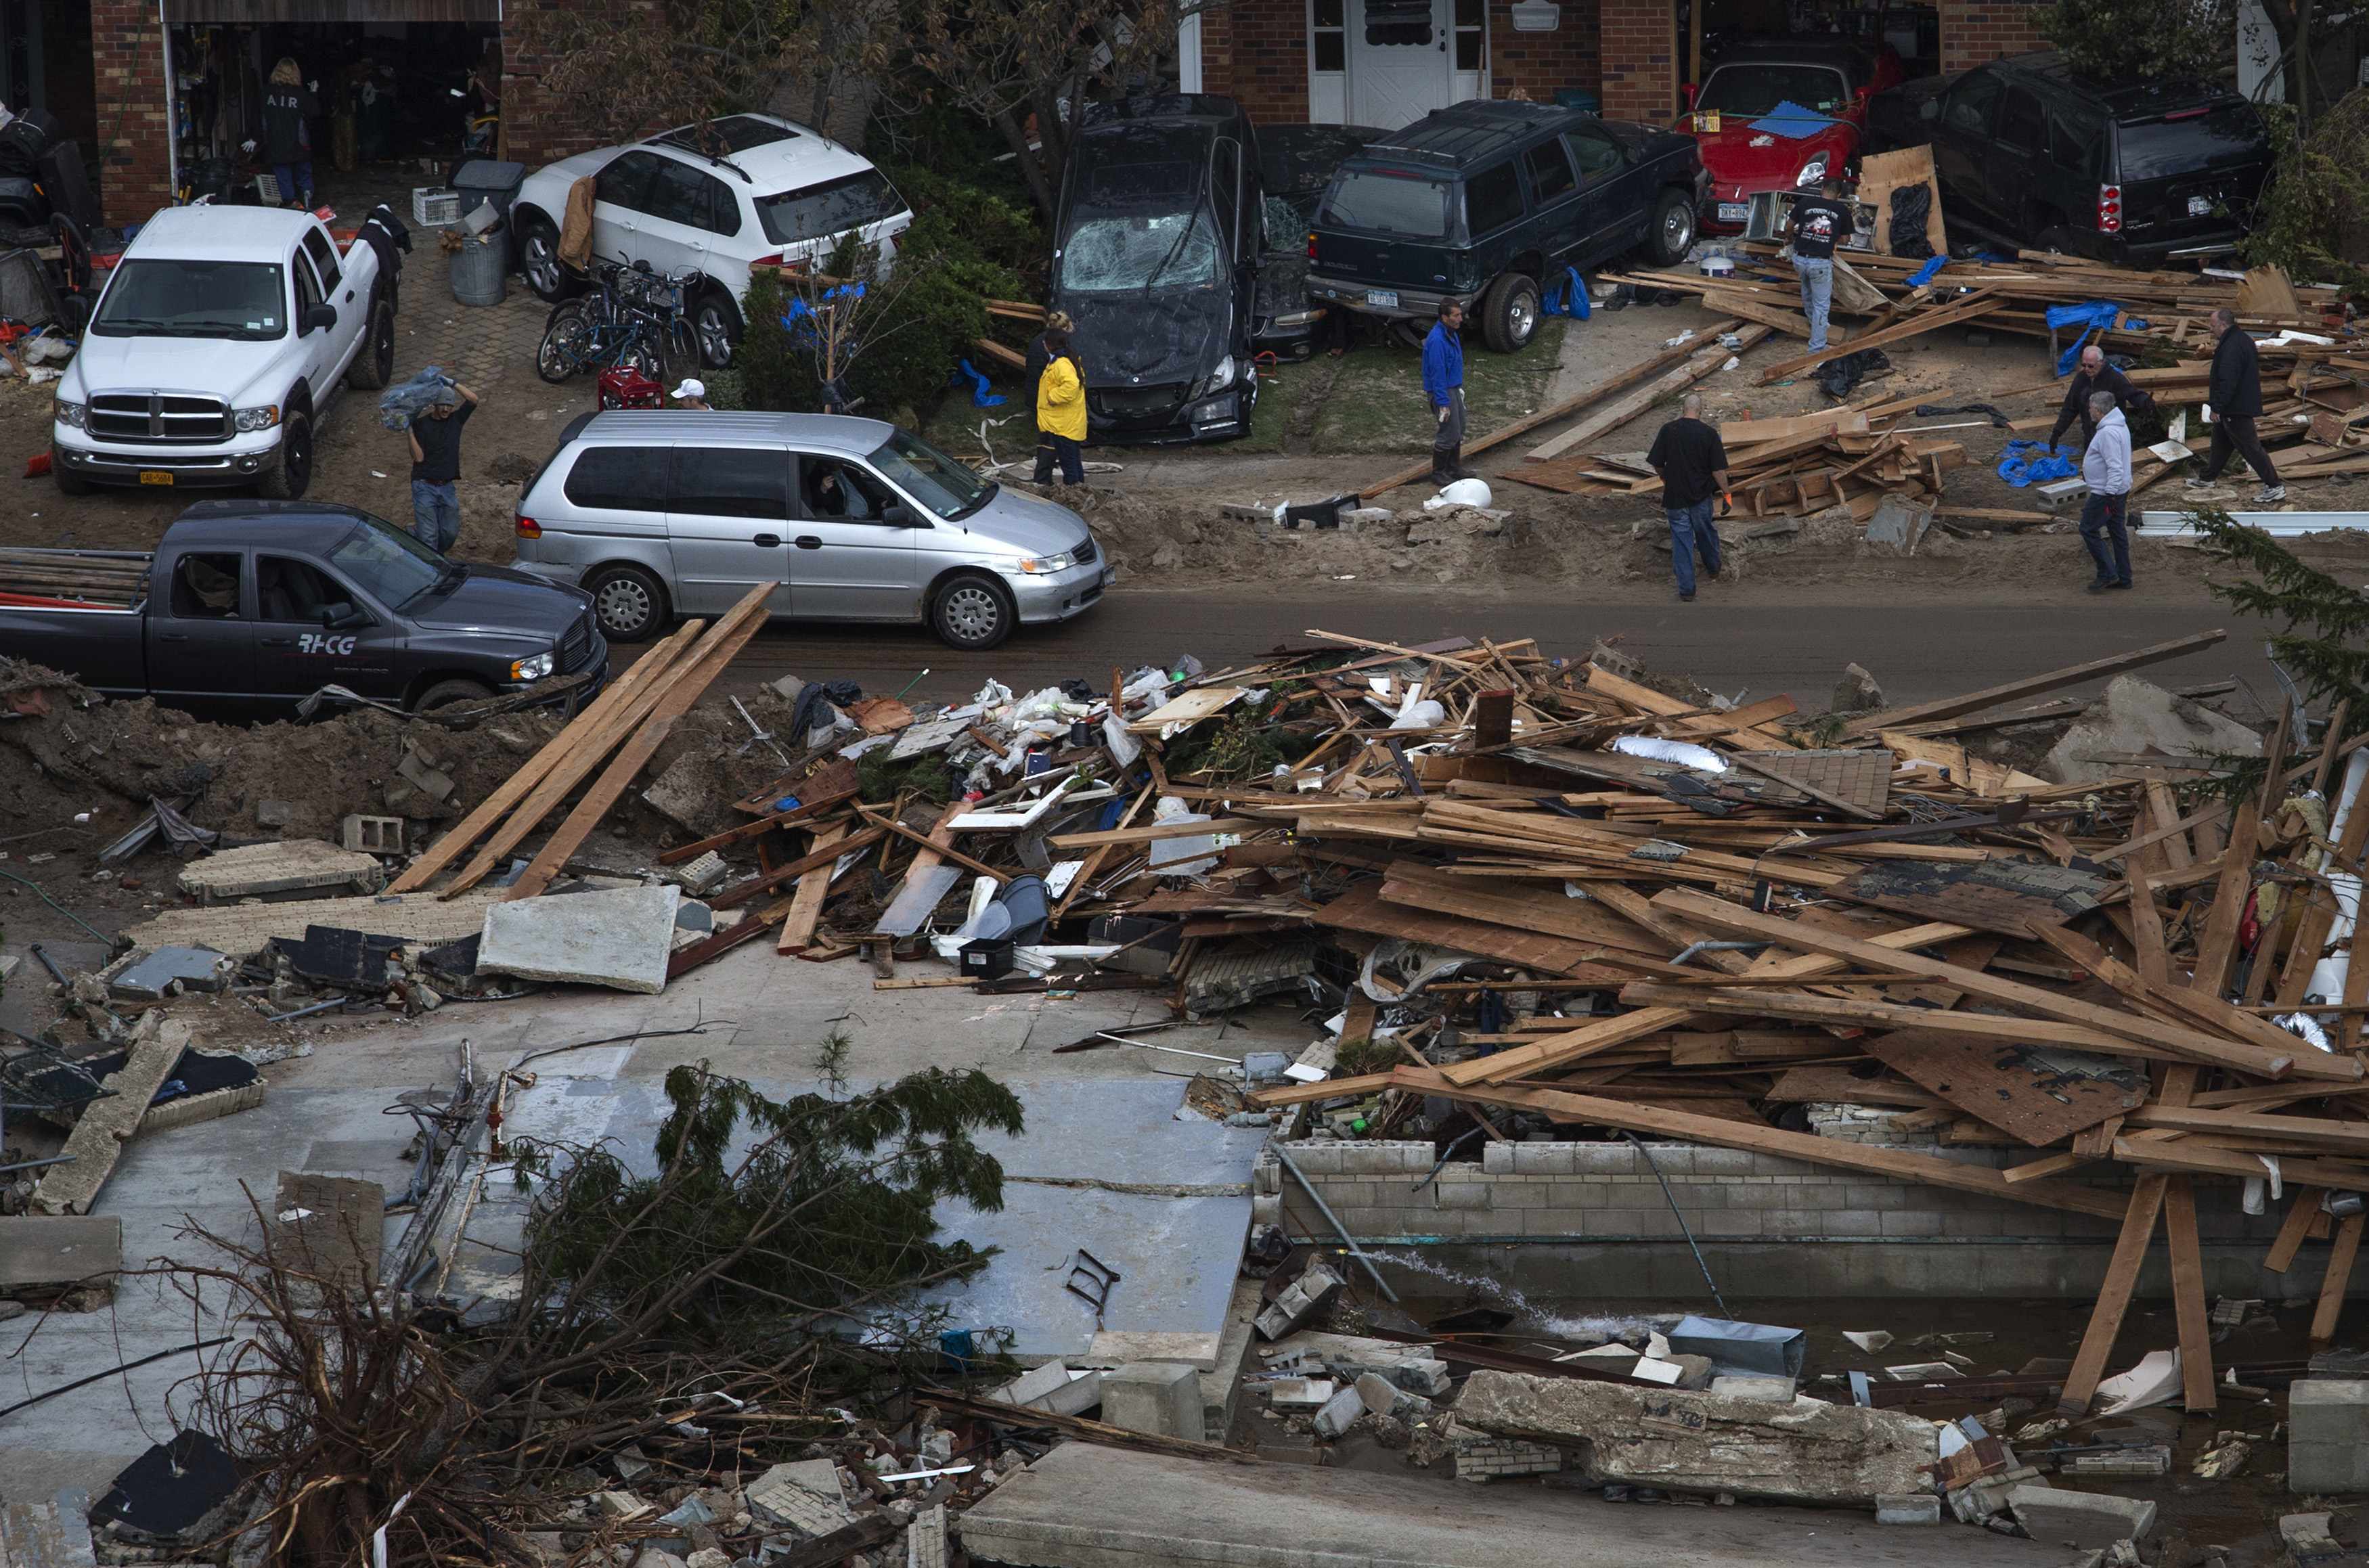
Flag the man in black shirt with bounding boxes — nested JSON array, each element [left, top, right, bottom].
[[1787, 177, 1854, 354], [405, 379, 478, 554], [1647, 393, 1729, 602], [2048, 344, 2156, 451], [2186, 307, 2284, 503]]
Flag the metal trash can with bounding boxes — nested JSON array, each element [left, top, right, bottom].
[[449, 233, 506, 307]]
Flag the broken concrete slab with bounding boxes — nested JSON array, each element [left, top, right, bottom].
[[2289, 1381, 2369, 1492], [1254, 1259, 1344, 1341], [641, 753, 743, 839], [179, 840, 385, 901], [2043, 675, 2263, 786], [1086, 1330, 1222, 1372], [747, 1460, 851, 1536], [0, 1489, 97, 1568], [909, 1504, 949, 1568], [1832, 664, 1885, 715], [2006, 1486, 2155, 1549], [126, 887, 510, 953], [106, 946, 234, 1002], [1455, 1368, 1938, 1504], [956, 1439, 2082, 1568], [33, 1015, 191, 1216], [478, 883, 682, 994], [1877, 1494, 1941, 1525], [0, 1216, 121, 1291], [990, 1361, 1105, 1418], [1101, 1363, 1202, 1439], [1269, 1378, 1336, 1412]]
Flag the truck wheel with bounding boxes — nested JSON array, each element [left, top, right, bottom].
[[257, 411, 314, 500], [345, 296, 395, 390], [521, 215, 579, 303], [1645, 187, 1698, 267], [694, 287, 743, 369], [586, 564, 669, 643], [1480, 272, 1541, 353], [931, 572, 1014, 651], [51, 449, 91, 495], [414, 677, 493, 713]]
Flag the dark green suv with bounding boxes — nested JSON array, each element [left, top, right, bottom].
[[1306, 100, 1708, 353]]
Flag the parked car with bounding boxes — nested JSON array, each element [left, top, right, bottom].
[[1254, 122, 1385, 359], [510, 113, 913, 370], [0, 503, 606, 717], [1306, 100, 1708, 353], [51, 206, 396, 499], [1682, 37, 1902, 235], [1048, 96, 1264, 445], [1864, 51, 2274, 265], [512, 411, 1110, 652]]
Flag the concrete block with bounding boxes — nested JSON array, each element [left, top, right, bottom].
[[180, 839, 384, 899], [1876, 1494, 1941, 1525], [1482, 1141, 1516, 1175], [1433, 1178, 1491, 1211], [1708, 1376, 1796, 1402], [2292, 1381, 2369, 1443], [1513, 1144, 1575, 1175], [1254, 1259, 1343, 1341], [479, 882, 682, 994], [990, 1361, 1105, 1418], [1570, 1144, 1638, 1174], [340, 814, 405, 853], [2007, 1485, 2156, 1548], [1089, 1331, 1221, 1372], [1291, 1142, 1348, 1173], [908, 1504, 948, 1568], [668, 851, 730, 895], [595, 1491, 655, 1521], [747, 1460, 850, 1534], [1312, 1384, 1366, 1439], [2289, 1441, 2369, 1496], [1270, 1377, 1336, 1411], [1103, 1362, 1203, 1439], [0, 1489, 97, 1568]]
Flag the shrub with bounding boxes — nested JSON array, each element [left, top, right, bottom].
[[2243, 95, 2369, 298], [886, 162, 1046, 283], [736, 258, 994, 420]]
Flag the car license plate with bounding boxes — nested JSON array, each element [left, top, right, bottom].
[[1695, 112, 1722, 133], [139, 470, 173, 486], [1365, 289, 1399, 309], [1718, 202, 1750, 223], [2188, 194, 2214, 217]]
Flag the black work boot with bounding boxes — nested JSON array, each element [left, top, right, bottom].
[[1430, 449, 1457, 486], [1449, 444, 1478, 480]]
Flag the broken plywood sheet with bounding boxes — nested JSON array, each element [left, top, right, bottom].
[[1378, 861, 1668, 954], [1130, 687, 1248, 736], [271, 1171, 384, 1292], [1731, 748, 1892, 820], [1310, 882, 1632, 982], [1762, 1067, 1937, 1107], [1828, 857, 2114, 933], [1861, 1030, 2147, 1146], [1856, 145, 1947, 259]]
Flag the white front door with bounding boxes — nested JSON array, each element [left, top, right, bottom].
[[1348, 0, 1453, 127]]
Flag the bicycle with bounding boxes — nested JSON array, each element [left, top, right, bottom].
[[534, 260, 699, 385]]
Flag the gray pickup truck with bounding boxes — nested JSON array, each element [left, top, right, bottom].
[[0, 502, 608, 716]]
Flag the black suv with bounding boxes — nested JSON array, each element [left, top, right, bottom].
[[1306, 100, 1708, 353], [1048, 95, 1264, 445], [1865, 51, 2272, 265]]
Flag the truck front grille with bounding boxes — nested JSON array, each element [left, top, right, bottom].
[[558, 616, 596, 673], [87, 393, 231, 445], [1073, 536, 1097, 566]]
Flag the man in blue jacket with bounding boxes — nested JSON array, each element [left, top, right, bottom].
[[1423, 300, 1475, 486]]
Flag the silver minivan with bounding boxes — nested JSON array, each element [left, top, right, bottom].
[[511, 411, 1112, 650]]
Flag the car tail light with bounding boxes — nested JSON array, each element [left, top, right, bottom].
[[515, 515, 542, 539], [1306, 231, 1317, 262], [2097, 184, 2123, 233]]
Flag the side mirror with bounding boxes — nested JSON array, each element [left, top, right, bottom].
[[301, 303, 336, 335], [885, 502, 922, 527]]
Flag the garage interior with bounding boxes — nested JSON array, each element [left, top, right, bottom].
[[164, 1, 500, 217], [1679, 0, 1940, 92]]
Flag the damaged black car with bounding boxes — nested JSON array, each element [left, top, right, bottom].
[[1048, 96, 1264, 445], [1255, 122, 1385, 360]]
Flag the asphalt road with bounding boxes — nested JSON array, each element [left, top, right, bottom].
[[648, 591, 2285, 714]]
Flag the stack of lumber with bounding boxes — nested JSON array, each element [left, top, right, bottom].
[[0, 548, 151, 610]]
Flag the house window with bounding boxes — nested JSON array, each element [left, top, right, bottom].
[[1366, 0, 1432, 47], [1314, 0, 1346, 72], [1454, 0, 1484, 70]]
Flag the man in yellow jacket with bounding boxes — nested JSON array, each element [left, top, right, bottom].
[[1035, 328, 1087, 487]]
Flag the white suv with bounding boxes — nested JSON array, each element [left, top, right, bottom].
[[510, 114, 912, 371]]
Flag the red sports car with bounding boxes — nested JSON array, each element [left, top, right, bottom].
[[1679, 39, 1905, 236]]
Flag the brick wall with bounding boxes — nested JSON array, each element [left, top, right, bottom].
[[1595, 0, 1673, 123], [91, 0, 171, 227], [499, 0, 633, 175], [1492, 0, 1601, 107], [1226, 0, 1312, 127], [1199, 4, 1238, 99], [1937, 0, 2047, 74]]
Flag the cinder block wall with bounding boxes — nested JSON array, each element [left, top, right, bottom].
[[1277, 1140, 2323, 1300]]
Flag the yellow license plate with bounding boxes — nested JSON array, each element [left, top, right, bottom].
[[139, 470, 174, 486]]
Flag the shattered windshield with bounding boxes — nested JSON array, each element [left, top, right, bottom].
[[91, 259, 287, 340], [1696, 64, 1851, 116], [1058, 210, 1222, 292], [868, 429, 993, 521]]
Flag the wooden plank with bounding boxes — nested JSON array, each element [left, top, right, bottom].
[[778, 822, 851, 954], [1524, 328, 1775, 464], [1619, 982, 2191, 1064], [2165, 1175, 2215, 1412], [711, 824, 886, 910], [2112, 1138, 2369, 1190], [1754, 292, 2001, 386], [2267, 1187, 2326, 1272], [1842, 631, 2230, 740], [1349, 321, 1740, 497], [1053, 784, 1153, 920], [1581, 665, 1791, 751], [2191, 796, 2265, 995], [1312, 882, 1635, 983], [1860, 1029, 2144, 1146], [657, 771, 862, 864], [2058, 1175, 2168, 1414], [502, 585, 778, 901], [1050, 817, 1261, 849], [386, 620, 706, 893], [1655, 887, 2346, 1080], [2313, 1212, 2365, 1345], [860, 805, 1013, 886]]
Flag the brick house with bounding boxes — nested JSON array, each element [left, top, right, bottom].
[[83, 0, 2045, 227]]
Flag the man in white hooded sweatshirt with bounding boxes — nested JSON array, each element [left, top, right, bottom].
[[2079, 389, 2133, 593]]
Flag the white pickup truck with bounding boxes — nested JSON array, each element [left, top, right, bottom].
[[51, 206, 397, 499]]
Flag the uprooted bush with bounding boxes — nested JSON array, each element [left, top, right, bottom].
[[738, 249, 1012, 422], [2242, 93, 2369, 296]]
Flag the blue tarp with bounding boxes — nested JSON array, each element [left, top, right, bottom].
[[1906, 255, 1947, 288], [377, 365, 453, 431], [954, 358, 1005, 407], [2046, 300, 2123, 376], [1541, 265, 1591, 319], [1998, 438, 2079, 487], [1746, 100, 1838, 139]]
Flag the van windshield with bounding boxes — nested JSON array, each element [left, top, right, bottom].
[[328, 515, 450, 607], [2117, 104, 2265, 180], [92, 260, 287, 340], [868, 429, 994, 520], [1319, 171, 1451, 238]]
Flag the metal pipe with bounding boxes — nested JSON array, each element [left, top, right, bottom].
[[1273, 1146, 1400, 1304], [267, 995, 369, 1023], [1671, 939, 1765, 968], [1628, 1132, 1729, 1317], [0, 1152, 72, 1175], [27, 944, 68, 985]]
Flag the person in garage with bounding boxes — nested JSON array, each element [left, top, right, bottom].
[[263, 58, 322, 212]]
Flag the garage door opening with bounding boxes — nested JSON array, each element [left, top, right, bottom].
[[1678, 0, 1939, 99], [164, 7, 500, 224]]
